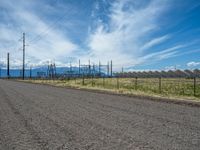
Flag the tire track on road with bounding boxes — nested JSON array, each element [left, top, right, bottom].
[[0, 85, 50, 150], [8, 83, 154, 149]]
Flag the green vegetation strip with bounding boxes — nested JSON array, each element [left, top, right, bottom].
[[21, 77, 200, 102]]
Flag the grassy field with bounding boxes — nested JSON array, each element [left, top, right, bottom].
[[25, 77, 200, 101]]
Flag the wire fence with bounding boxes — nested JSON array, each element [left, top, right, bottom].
[[35, 77, 200, 98]]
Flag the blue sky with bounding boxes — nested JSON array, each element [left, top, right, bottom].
[[0, 0, 200, 71]]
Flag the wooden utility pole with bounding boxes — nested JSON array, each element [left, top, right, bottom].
[[99, 61, 101, 76], [22, 33, 25, 80], [110, 60, 113, 77], [93, 64, 95, 76], [107, 61, 109, 77], [79, 59, 80, 76], [47, 64, 49, 78], [7, 52, 10, 78], [54, 63, 56, 78], [30, 66, 32, 78], [70, 61, 72, 75], [88, 59, 91, 76]]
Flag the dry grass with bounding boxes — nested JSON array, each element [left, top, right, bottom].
[[21, 77, 200, 101]]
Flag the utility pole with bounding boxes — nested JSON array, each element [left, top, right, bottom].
[[30, 66, 32, 79], [70, 61, 72, 76], [22, 33, 25, 80], [110, 60, 113, 77], [47, 64, 49, 78], [53, 62, 57, 77], [7, 53, 10, 78], [89, 59, 91, 76], [93, 63, 95, 76], [79, 59, 80, 76], [107, 61, 109, 77], [99, 61, 101, 76]]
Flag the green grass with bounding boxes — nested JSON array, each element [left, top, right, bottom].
[[23, 77, 200, 101]]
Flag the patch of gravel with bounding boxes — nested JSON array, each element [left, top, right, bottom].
[[0, 79, 200, 150]]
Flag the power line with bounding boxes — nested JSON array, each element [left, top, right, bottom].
[[4, 8, 23, 33], [28, 10, 71, 45]]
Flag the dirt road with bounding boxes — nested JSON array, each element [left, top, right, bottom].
[[0, 80, 199, 150]]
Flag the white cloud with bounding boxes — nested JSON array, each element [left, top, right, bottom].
[[0, 57, 22, 69], [1, 0, 195, 71], [87, 0, 172, 69], [141, 35, 170, 50], [0, 0, 79, 68], [139, 45, 184, 62], [187, 61, 200, 67], [164, 65, 181, 71]]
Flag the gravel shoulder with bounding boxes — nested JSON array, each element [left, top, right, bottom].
[[0, 79, 200, 150]]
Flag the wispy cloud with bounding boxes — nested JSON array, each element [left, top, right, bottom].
[[123, 45, 185, 68], [164, 65, 181, 71], [0, 0, 79, 68], [141, 35, 170, 51], [86, 0, 173, 69], [139, 45, 185, 62], [187, 61, 200, 67], [0, 0, 199, 71]]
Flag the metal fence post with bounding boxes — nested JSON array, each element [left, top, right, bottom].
[[92, 76, 94, 87], [194, 77, 196, 96], [117, 77, 119, 89], [159, 77, 162, 93], [82, 76, 84, 85], [135, 77, 138, 90], [103, 76, 105, 88]]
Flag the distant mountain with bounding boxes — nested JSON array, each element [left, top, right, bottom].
[[0, 66, 105, 78], [0, 67, 47, 78]]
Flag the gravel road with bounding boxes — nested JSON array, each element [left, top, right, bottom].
[[0, 79, 200, 150]]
